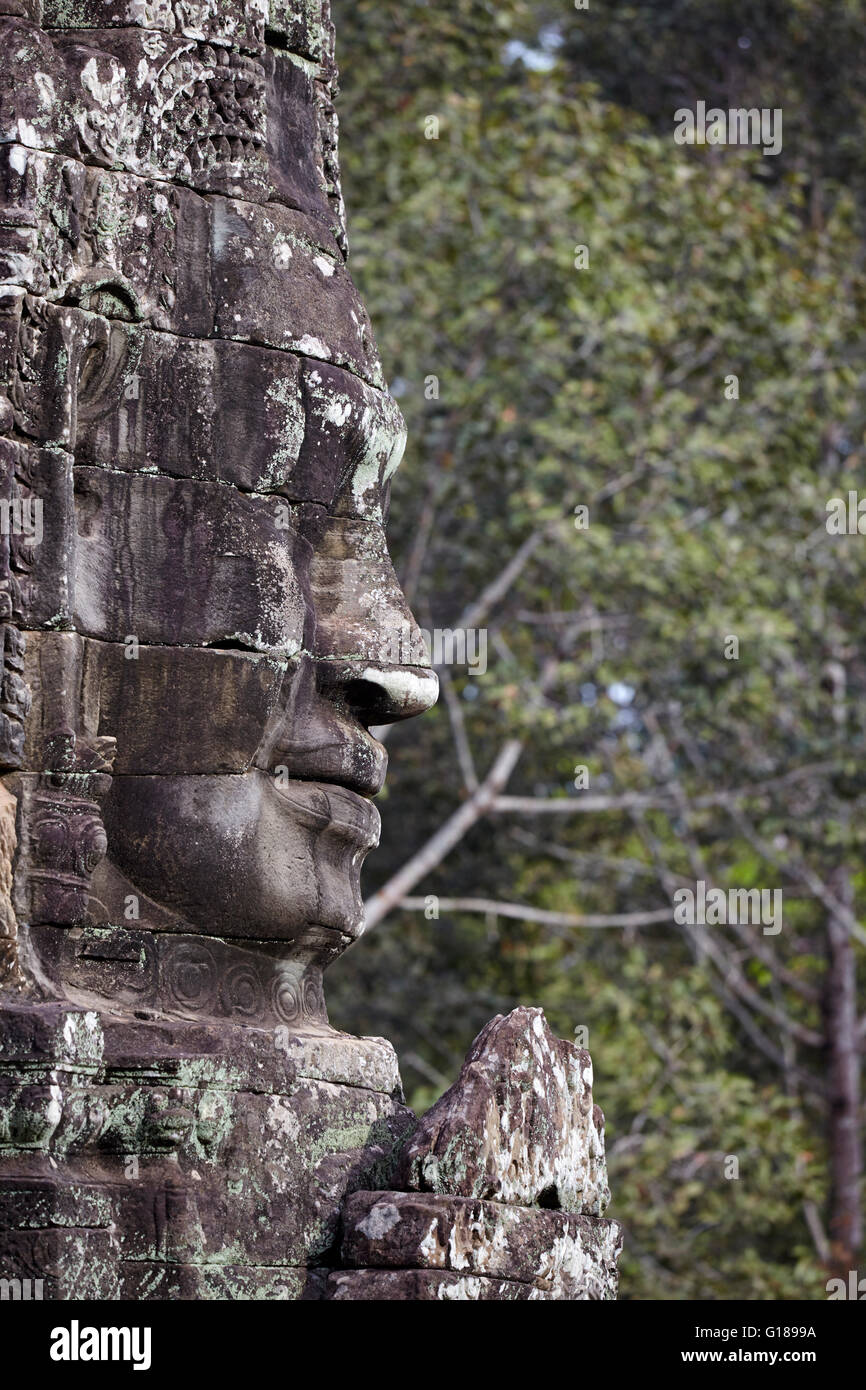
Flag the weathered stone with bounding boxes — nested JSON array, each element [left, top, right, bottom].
[[43, 0, 269, 50], [263, 46, 333, 227], [4, 19, 338, 221], [0, 1225, 121, 1298], [268, 0, 333, 64], [0, 1178, 112, 1228], [22, 632, 286, 774], [0, 286, 22, 388], [12, 772, 111, 928], [0, 1000, 417, 1289], [74, 168, 215, 333], [396, 1007, 611, 1216], [301, 358, 407, 519], [0, 437, 76, 628], [0, 783, 18, 980], [120, 1261, 327, 1300], [253, 652, 391, 794], [0, 0, 42, 21], [75, 326, 314, 497], [211, 196, 382, 385], [0, 626, 30, 771], [72, 468, 306, 649], [26, 923, 339, 1020], [77, 333, 404, 505], [9, 299, 124, 449], [304, 511, 433, 673], [0, 994, 415, 1295], [0, 19, 64, 153], [326, 1269, 558, 1301], [1, 22, 269, 199], [0, 151, 214, 332], [97, 768, 379, 940], [0, 146, 85, 300], [0, 1078, 413, 1266], [98, 1013, 403, 1097], [0, 1001, 105, 1071], [340, 1189, 622, 1298]]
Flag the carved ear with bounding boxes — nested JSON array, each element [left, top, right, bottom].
[[65, 268, 142, 324], [63, 270, 141, 431], [11, 294, 136, 446], [75, 315, 136, 428]]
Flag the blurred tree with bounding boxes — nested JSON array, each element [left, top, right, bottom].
[[328, 0, 866, 1298]]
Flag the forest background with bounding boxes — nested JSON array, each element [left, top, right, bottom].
[[327, 0, 866, 1301]]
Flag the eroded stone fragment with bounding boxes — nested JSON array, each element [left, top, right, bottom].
[[341, 1189, 622, 1298], [325, 1270, 560, 1301], [396, 1006, 611, 1215]]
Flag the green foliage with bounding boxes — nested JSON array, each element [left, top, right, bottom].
[[328, 0, 865, 1299]]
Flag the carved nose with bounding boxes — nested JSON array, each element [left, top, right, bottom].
[[344, 664, 439, 725]]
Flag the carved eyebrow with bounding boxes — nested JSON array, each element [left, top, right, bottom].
[[300, 361, 406, 515], [344, 396, 407, 508]]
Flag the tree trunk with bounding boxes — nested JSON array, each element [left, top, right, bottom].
[[823, 868, 862, 1277]]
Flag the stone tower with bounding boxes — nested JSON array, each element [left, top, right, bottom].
[[0, 0, 620, 1299]]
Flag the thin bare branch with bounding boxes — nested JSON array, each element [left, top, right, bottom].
[[398, 897, 673, 930], [438, 664, 478, 793], [454, 525, 550, 631], [363, 739, 524, 931], [490, 762, 847, 817]]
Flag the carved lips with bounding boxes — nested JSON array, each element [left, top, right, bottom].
[[271, 777, 381, 852]]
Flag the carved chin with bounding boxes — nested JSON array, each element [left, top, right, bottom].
[[100, 768, 380, 943]]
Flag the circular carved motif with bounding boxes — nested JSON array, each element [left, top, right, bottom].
[[163, 942, 218, 1012], [270, 970, 302, 1024], [222, 962, 263, 1019], [78, 819, 109, 876], [302, 971, 325, 1022]]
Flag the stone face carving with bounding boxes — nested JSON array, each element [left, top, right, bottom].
[[0, 0, 434, 969], [0, 0, 620, 1301]]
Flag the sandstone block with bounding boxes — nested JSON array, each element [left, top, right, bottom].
[[340, 1188, 622, 1298], [72, 469, 306, 650], [396, 1007, 611, 1215], [211, 196, 383, 386]]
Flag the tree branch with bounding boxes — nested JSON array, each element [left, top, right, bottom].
[[362, 739, 524, 931], [438, 663, 478, 793], [398, 897, 674, 930]]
